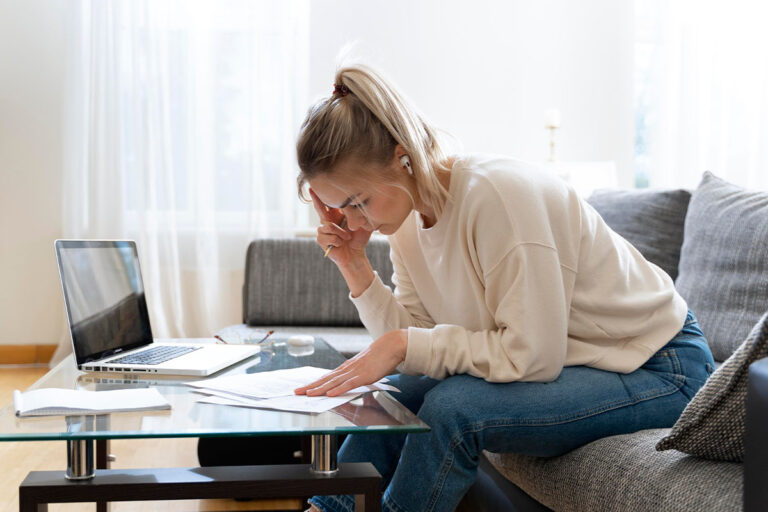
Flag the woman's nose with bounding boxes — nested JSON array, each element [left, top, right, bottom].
[[344, 209, 367, 231]]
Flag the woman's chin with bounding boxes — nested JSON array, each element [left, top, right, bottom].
[[377, 224, 396, 235]]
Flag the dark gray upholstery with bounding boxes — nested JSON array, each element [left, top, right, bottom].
[[242, 238, 393, 327], [586, 188, 691, 281], [675, 172, 768, 362], [657, 310, 768, 462], [484, 428, 742, 512]]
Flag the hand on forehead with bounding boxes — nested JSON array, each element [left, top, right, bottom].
[[308, 174, 363, 210]]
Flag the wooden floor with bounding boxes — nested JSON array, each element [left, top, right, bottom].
[[0, 367, 304, 512]]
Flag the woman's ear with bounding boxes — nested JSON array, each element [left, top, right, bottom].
[[400, 155, 413, 175]]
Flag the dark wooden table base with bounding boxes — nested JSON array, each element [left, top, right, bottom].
[[19, 462, 381, 512]]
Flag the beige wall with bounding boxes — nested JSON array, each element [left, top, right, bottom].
[[0, 1, 71, 345], [309, 0, 635, 186]]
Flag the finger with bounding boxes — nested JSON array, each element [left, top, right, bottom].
[[310, 188, 346, 226], [325, 375, 364, 397], [318, 223, 351, 242], [295, 373, 336, 393], [309, 188, 331, 221], [294, 369, 339, 394], [295, 359, 354, 394], [305, 370, 356, 396], [316, 233, 345, 252], [294, 380, 315, 394]]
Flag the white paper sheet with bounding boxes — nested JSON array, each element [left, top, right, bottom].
[[196, 392, 362, 414], [187, 366, 399, 413], [14, 388, 171, 417], [187, 366, 397, 398]]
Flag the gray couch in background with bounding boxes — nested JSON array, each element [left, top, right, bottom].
[[219, 237, 393, 358], [220, 172, 768, 511]]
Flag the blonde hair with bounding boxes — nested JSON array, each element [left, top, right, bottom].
[[296, 63, 453, 219]]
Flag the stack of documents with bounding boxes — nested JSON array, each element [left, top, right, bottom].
[[14, 388, 171, 417], [187, 366, 398, 414]]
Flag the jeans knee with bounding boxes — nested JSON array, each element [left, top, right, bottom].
[[417, 396, 484, 465], [388, 374, 441, 415], [418, 388, 453, 427], [419, 382, 477, 440]]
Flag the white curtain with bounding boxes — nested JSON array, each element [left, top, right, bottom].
[[54, 0, 310, 363], [638, 0, 768, 190]]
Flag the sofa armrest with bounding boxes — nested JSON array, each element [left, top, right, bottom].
[[745, 356, 768, 511]]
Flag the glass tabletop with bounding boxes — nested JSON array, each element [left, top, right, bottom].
[[0, 337, 429, 441]]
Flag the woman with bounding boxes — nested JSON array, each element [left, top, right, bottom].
[[293, 63, 714, 512]]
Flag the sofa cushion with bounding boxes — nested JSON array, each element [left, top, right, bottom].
[[675, 172, 768, 362], [484, 428, 742, 512], [243, 238, 393, 327], [586, 188, 691, 281], [656, 310, 768, 462]]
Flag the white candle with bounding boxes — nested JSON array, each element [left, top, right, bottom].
[[544, 108, 561, 129]]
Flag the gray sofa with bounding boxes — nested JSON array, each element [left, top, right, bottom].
[[220, 172, 768, 511]]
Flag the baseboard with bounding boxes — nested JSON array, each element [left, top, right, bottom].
[[0, 345, 57, 365]]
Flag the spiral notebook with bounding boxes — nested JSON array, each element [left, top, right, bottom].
[[13, 388, 171, 417]]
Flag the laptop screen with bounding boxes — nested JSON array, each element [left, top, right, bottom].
[[55, 240, 153, 365]]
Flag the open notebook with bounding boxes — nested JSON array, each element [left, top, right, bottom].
[[13, 388, 171, 417]]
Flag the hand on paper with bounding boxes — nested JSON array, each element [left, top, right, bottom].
[[310, 188, 372, 266], [295, 329, 408, 397]]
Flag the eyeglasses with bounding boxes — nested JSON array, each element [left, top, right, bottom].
[[214, 330, 275, 345]]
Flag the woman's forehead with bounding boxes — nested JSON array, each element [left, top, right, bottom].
[[309, 174, 364, 208]]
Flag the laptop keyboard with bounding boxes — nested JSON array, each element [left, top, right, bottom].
[[109, 345, 202, 365]]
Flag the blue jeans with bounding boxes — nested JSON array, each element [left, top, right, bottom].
[[310, 311, 715, 512]]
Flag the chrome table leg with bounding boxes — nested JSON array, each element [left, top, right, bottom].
[[66, 439, 94, 480], [310, 434, 338, 475]]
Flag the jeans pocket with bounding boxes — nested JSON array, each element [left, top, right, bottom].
[[641, 348, 683, 376], [630, 348, 686, 398]]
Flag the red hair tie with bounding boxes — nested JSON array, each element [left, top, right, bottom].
[[333, 83, 351, 97]]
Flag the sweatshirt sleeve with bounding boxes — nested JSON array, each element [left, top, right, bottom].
[[349, 243, 435, 340], [402, 243, 571, 382]]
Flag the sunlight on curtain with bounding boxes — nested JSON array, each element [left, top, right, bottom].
[[635, 0, 768, 190], [57, 0, 309, 361]]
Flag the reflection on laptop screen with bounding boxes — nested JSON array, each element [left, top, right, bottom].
[[57, 241, 152, 364]]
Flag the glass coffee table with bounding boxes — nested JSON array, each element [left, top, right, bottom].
[[0, 337, 429, 512]]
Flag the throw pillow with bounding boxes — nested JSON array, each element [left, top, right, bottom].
[[587, 188, 691, 281], [674, 172, 768, 362], [656, 310, 768, 462]]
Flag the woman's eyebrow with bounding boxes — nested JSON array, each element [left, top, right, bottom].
[[338, 193, 361, 209]]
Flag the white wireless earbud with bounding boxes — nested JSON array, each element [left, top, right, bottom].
[[400, 155, 413, 175]]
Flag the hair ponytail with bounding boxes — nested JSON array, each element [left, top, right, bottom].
[[296, 63, 452, 219]]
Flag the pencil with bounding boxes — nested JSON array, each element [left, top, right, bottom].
[[323, 217, 348, 258]]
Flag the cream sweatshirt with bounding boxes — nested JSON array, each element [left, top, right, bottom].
[[350, 154, 688, 382]]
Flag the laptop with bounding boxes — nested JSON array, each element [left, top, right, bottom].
[[54, 240, 259, 376]]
